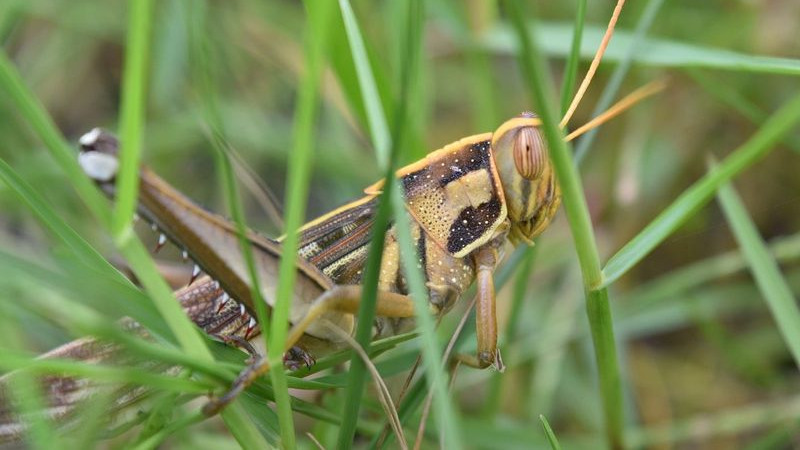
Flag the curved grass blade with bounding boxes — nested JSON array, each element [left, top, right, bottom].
[[622, 233, 800, 310], [559, 0, 586, 115], [335, 1, 462, 447], [218, 404, 274, 450], [112, 0, 153, 241], [0, 49, 212, 360], [184, 1, 286, 442], [334, 1, 399, 446], [539, 414, 562, 450], [0, 157, 123, 280], [263, 1, 337, 446], [337, 0, 391, 169], [0, 352, 212, 393], [334, 53, 405, 450], [0, 320, 59, 450], [503, 1, 624, 447], [0, 51, 110, 226], [625, 394, 800, 448], [602, 93, 800, 287], [716, 177, 800, 368], [484, 23, 800, 76], [688, 69, 800, 154]]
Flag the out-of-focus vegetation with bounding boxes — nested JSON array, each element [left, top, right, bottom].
[[0, 0, 799, 449]]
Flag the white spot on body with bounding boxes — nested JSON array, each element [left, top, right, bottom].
[[78, 151, 119, 182], [79, 128, 102, 146]]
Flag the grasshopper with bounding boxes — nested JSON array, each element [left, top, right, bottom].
[[0, 110, 561, 441], [0, 110, 562, 440], [1, 0, 662, 440], [77, 108, 563, 411]]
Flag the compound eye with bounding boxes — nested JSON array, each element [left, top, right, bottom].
[[512, 126, 547, 180]]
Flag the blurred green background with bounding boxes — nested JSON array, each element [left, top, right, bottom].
[[1, 0, 799, 448]]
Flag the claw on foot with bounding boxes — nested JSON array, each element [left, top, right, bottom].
[[284, 346, 315, 371], [202, 355, 270, 416], [212, 334, 259, 360], [202, 346, 316, 416]]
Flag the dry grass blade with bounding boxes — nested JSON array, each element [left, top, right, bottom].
[[324, 322, 408, 450], [306, 432, 326, 450], [413, 295, 478, 449], [228, 146, 284, 230]]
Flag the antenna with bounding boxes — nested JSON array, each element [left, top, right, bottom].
[[565, 79, 666, 142], [559, 0, 626, 129]]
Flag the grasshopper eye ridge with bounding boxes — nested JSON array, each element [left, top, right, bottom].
[[512, 126, 547, 180]]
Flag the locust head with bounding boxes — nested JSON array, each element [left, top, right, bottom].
[[491, 113, 561, 245]]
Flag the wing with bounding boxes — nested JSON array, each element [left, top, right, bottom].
[[297, 195, 378, 284], [365, 133, 507, 258]]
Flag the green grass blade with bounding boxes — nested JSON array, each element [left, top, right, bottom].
[[484, 23, 800, 75], [0, 321, 59, 450], [338, 0, 391, 168], [335, 1, 395, 446], [0, 352, 212, 392], [183, 2, 284, 442], [716, 178, 800, 368], [264, 1, 336, 447], [466, 6, 499, 130], [391, 185, 463, 448], [539, 414, 562, 450], [688, 69, 800, 154], [219, 404, 274, 450], [625, 394, 800, 448], [504, 1, 624, 447], [130, 411, 206, 450], [622, 233, 800, 310], [0, 47, 212, 361], [336, 1, 462, 447], [115, 239, 213, 359], [387, 1, 463, 446], [0, 50, 110, 226], [603, 92, 800, 287], [335, 152, 395, 448], [0, 157, 122, 280], [559, 0, 586, 115], [505, 5, 602, 287], [112, 0, 153, 241]]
